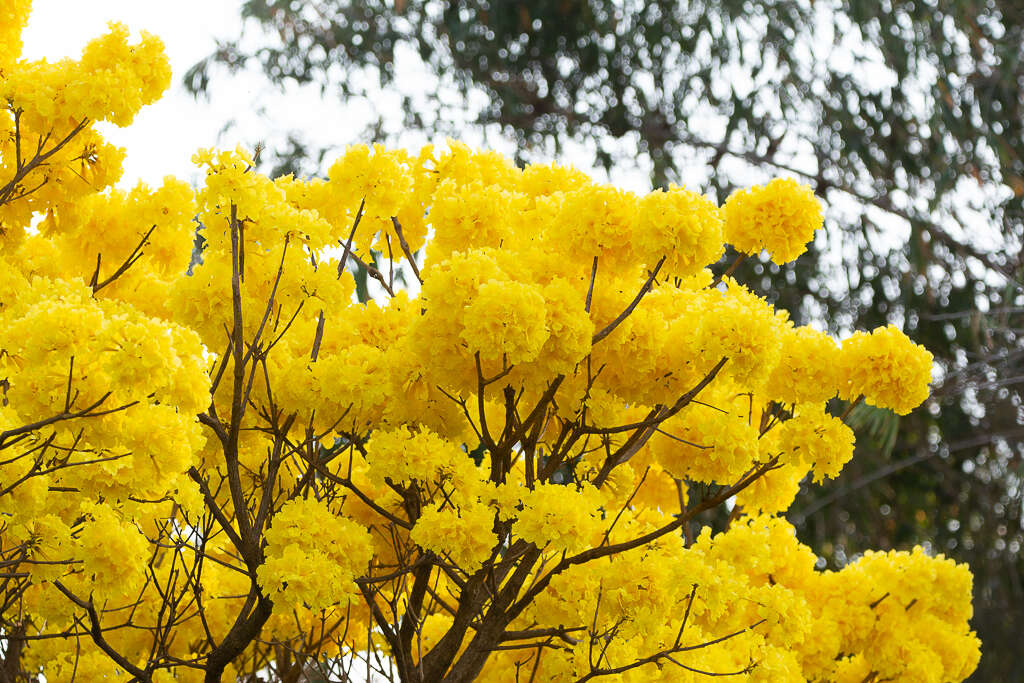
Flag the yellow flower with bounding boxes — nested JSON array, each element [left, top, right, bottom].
[[0, 0, 31, 72], [724, 177, 824, 264], [461, 279, 549, 365], [839, 324, 934, 415], [635, 185, 724, 277], [764, 324, 842, 404], [514, 483, 605, 554], [411, 501, 497, 571], [776, 404, 856, 481], [257, 498, 373, 612]]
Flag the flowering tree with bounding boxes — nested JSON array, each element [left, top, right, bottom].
[[0, 3, 980, 682]]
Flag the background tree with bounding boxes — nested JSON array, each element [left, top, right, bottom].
[[188, 2, 1024, 678]]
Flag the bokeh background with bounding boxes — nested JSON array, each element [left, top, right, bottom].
[[24, 1, 1023, 679]]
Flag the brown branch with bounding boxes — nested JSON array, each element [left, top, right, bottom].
[[0, 392, 138, 449], [89, 225, 157, 295], [1, 452, 128, 497], [674, 584, 699, 648], [573, 618, 764, 682], [475, 352, 497, 452], [582, 357, 727, 437], [203, 589, 274, 683], [226, 203, 254, 546], [348, 249, 395, 297], [501, 626, 586, 645], [310, 310, 326, 362], [839, 394, 864, 421], [187, 466, 246, 553], [357, 582, 407, 681], [503, 376, 564, 455], [250, 413, 297, 542], [305, 458, 412, 530], [398, 553, 434, 662], [241, 234, 291, 368], [708, 253, 746, 289], [0, 118, 90, 205], [585, 256, 598, 313], [391, 216, 423, 284], [598, 466, 649, 547], [592, 256, 665, 344], [52, 581, 149, 681], [592, 358, 729, 487], [337, 197, 365, 280], [356, 556, 432, 586]]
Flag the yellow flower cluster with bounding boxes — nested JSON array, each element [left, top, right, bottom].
[[364, 425, 479, 490], [776, 405, 856, 482], [411, 500, 498, 570], [74, 503, 150, 601], [2, 22, 169, 126], [839, 324, 935, 414], [724, 177, 825, 264], [0, 274, 208, 501], [325, 143, 431, 252], [765, 325, 843, 404], [514, 482, 607, 554], [257, 497, 373, 612], [511, 513, 979, 682], [0, 0, 31, 73], [636, 186, 724, 277], [0, 4, 974, 681]]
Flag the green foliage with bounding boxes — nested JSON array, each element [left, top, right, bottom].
[[845, 403, 900, 461]]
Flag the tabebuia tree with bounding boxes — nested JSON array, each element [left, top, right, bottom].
[[0, 4, 980, 682]]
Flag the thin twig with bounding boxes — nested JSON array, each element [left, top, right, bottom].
[[708, 253, 746, 289], [311, 310, 326, 362], [592, 256, 665, 344], [337, 197, 365, 280], [839, 394, 864, 421], [90, 225, 157, 294], [391, 216, 422, 284], [585, 256, 598, 313]]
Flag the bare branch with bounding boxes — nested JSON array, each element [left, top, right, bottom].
[[0, 392, 138, 450], [391, 216, 422, 284], [585, 256, 598, 313], [90, 225, 158, 295], [52, 581, 150, 681], [0, 118, 90, 205], [337, 197, 365, 279], [708, 252, 746, 290], [592, 256, 665, 344]]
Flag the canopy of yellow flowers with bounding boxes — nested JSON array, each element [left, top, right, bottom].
[[0, 2, 978, 681]]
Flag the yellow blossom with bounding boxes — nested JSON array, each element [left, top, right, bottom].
[[723, 177, 824, 264], [838, 324, 934, 414]]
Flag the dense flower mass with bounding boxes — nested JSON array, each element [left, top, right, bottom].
[[839, 324, 936, 415], [723, 177, 825, 264], [0, 3, 976, 682]]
